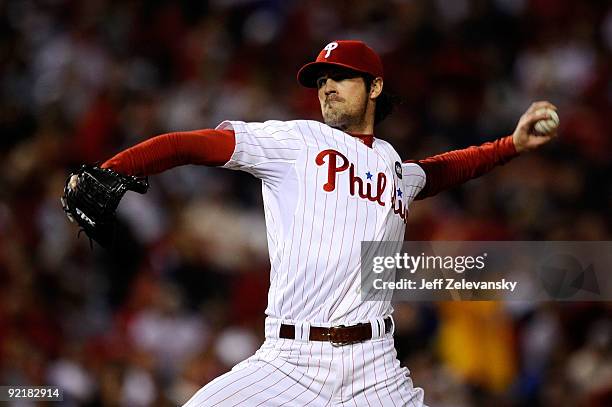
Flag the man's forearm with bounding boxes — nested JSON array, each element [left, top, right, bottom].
[[409, 135, 518, 200], [101, 129, 236, 176]]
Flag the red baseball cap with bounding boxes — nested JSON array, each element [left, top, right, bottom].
[[297, 40, 384, 88]]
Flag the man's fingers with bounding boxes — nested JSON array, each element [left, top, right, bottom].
[[69, 174, 79, 190], [521, 111, 552, 129], [527, 101, 557, 114], [532, 132, 557, 146], [514, 101, 560, 152]]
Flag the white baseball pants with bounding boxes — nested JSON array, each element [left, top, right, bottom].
[[183, 317, 425, 406]]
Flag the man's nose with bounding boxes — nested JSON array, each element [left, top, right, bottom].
[[323, 79, 337, 95]]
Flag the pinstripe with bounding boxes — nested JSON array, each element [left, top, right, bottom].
[[250, 340, 305, 406], [406, 184, 418, 202], [384, 156, 401, 318], [262, 189, 279, 260], [403, 183, 425, 189], [305, 341, 333, 406], [371, 139, 396, 184], [206, 341, 285, 405], [340, 344, 345, 404], [284, 125, 308, 317], [291, 124, 321, 316], [330, 137, 361, 318], [234, 147, 301, 156], [371, 148, 381, 257], [298, 183, 317, 310], [342, 139, 384, 320], [351, 345, 358, 407], [359, 342, 373, 406], [230, 158, 294, 168], [320, 133, 351, 320], [386, 346, 410, 407], [351, 141, 374, 319], [249, 135, 302, 142], [299, 122, 325, 315], [224, 361, 296, 405], [233, 150, 297, 159], [402, 173, 425, 180], [188, 339, 278, 405], [369, 340, 385, 406], [263, 194, 280, 317], [283, 341, 318, 404], [404, 173, 425, 180], [201, 361, 263, 402], [310, 124, 341, 315], [215, 342, 294, 406], [388, 144, 407, 248], [375, 139, 398, 185], [374, 156, 391, 319], [278, 123, 308, 319], [278, 204, 297, 317], [380, 339, 399, 407], [256, 137, 303, 141], [390, 347, 412, 407], [341, 144, 386, 319], [212, 361, 290, 406], [257, 127, 297, 136], [322, 345, 337, 407], [237, 142, 302, 150], [391, 187, 403, 254]]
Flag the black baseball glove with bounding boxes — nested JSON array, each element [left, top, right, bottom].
[[61, 165, 149, 248]]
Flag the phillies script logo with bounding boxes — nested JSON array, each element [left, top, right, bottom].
[[316, 149, 386, 205], [315, 149, 410, 222]]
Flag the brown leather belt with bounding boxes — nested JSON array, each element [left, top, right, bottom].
[[279, 317, 392, 346]]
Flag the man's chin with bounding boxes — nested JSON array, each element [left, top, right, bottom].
[[323, 119, 347, 131], [323, 114, 347, 129]]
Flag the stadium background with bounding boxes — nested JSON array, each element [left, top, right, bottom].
[[1, 0, 611, 405]]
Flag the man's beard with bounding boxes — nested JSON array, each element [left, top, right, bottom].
[[323, 103, 367, 131]]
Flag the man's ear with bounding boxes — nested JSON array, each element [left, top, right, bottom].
[[369, 77, 383, 100]]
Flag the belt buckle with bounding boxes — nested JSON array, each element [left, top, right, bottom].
[[329, 325, 356, 347]]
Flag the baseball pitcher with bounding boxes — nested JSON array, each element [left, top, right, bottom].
[[62, 40, 558, 406]]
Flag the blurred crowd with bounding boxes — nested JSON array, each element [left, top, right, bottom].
[[1, 0, 611, 406]]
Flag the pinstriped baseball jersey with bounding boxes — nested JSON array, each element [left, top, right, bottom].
[[217, 119, 426, 325]]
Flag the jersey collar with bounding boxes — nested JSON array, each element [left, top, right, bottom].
[[348, 133, 374, 148]]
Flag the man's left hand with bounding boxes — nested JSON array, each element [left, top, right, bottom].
[[512, 101, 559, 153]]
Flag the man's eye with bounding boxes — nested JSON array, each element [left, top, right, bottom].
[[316, 77, 327, 88], [331, 72, 354, 81]]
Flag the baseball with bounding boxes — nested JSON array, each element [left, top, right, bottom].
[[534, 108, 559, 134]]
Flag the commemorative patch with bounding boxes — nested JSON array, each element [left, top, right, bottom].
[[395, 161, 402, 179]]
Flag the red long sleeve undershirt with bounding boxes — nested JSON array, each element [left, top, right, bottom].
[[408, 135, 518, 200], [101, 129, 235, 175], [101, 129, 518, 199]]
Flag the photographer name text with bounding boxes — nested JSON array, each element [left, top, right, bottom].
[[373, 278, 518, 292]]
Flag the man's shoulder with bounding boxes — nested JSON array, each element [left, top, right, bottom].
[[372, 139, 425, 179], [373, 137, 401, 159], [217, 119, 329, 135], [373, 137, 395, 150], [284, 119, 337, 135]]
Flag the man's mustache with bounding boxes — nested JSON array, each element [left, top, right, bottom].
[[326, 95, 344, 104]]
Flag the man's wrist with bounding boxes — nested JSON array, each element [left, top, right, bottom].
[[511, 133, 524, 153]]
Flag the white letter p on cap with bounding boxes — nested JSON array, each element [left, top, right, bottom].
[[323, 42, 338, 58]]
